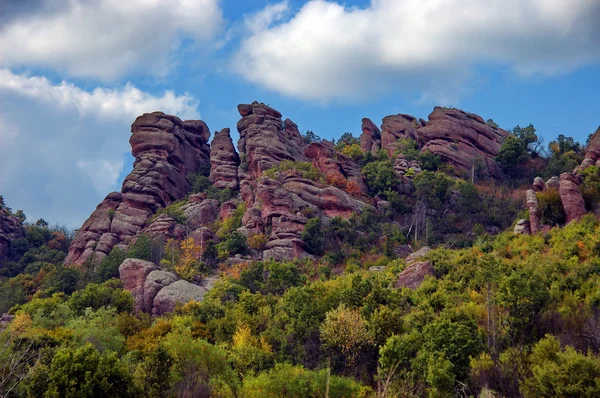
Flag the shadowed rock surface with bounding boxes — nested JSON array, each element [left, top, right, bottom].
[[209, 128, 240, 190], [0, 208, 25, 263]]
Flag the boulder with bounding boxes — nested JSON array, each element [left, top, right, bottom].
[[380, 114, 418, 158], [532, 177, 546, 192], [0, 313, 14, 330], [118, 258, 159, 313], [559, 173, 586, 224], [514, 219, 531, 235], [66, 112, 211, 265], [152, 279, 211, 316], [209, 128, 240, 190], [395, 261, 435, 289], [143, 270, 178, 313]]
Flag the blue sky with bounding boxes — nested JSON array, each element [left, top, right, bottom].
[[1, 0, 599, 228]]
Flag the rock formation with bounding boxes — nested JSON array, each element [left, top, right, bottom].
[[237, 102, 306, 179], [419, 107, 508, 179], [360, 118, 381, 153], [577, 127, 600, 172], [395, 246, 435, 289], [359, 106, 508, 179], [209, 128, 240, 190], [526, 190, 542, 234], [559, 173, 586, 224], [0, 208, 25, 263], [380, 114, 419, 158], [532, 177, 546, 192], [65, 112, 211, 265], [118, 257, 213, 315], [304, 141, 367, 194], [514, 219, 531, 234]]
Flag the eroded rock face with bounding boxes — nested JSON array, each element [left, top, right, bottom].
[[209, 128, 240, 190], [66, 112, 211, 265], [577, 127, 600, 172], [237, 102, 306, 179], [119, 258, 213, 315], [118, 258, 159, 313], [559, 173, 586, 224], [533, 177, 546, 192], [359, 106, 508, 179], [395, 261, 435, 289], [360, 118, 381, 153], [180, 198, 220, 230], [526, 190, 542, 234], [419, 107, 508, 179], [0, 208, 25, 263], [514, 219, 531, 235], [305, 141, 367, 194], [380, 114, 419, 158], [152, 279, 211, 316]]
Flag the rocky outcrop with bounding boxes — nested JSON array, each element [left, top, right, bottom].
[[152, 279, 212, 316], [305, 141, 367, 194], [532, 177, 546, 192], [514, 219, 531, 234], [0, 208, 25, 263], [419, 107, 508, 179], [577, 127, 600, 172], [546, 176, 560, 190], [66, 112, 211, 265], [396, 246, 435, 289], [142, 215, 185, 241], [526, 190, 542, 234], [559, 173, 586, 224], [359, 106, 508, 179], [360, 118, 381, 153], [237, 102, 306, 179], [380, 114, 419, 158], [119, 258, 159, 313], [209, 128, 240, 190], [180, 195, 220, 230], [118, 258, 213, 315], [396, 261, 435, 289]]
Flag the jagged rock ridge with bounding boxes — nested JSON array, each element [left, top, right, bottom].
[[65, 112, 211, 265]]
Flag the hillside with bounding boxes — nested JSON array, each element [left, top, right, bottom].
[[2, 102, 600, 397]]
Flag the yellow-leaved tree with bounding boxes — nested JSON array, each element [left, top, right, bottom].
[[175, 238, 201, 281]]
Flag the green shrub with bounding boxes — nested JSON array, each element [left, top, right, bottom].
[[263, 160, 323, 182], [537, 188, 565, 226], [362, 160, 398, 197]]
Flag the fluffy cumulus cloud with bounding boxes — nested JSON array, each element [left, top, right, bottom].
[[235, 0, 600, 102], [0, 69, 200, 227], [0, 0, 223, 80]]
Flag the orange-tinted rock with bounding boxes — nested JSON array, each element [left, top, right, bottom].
[[118, 258, 159, 313], [305, 141, 367, 194], [66, 112, 211, 265], [559, 173, 586, 224], [209, 128, 240, 190]]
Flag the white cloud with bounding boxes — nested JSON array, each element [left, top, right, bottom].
[[235, 0, 600, 102], [0, 0, 223, 80], [0, 69, 201, 227]]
